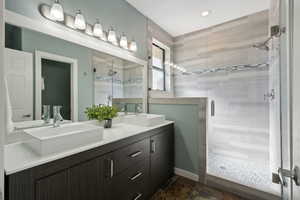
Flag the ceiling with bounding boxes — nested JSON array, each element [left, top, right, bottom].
[[126, 0, 270, 37]]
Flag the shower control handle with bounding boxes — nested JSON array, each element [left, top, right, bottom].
[[264, 89, 275, 101]]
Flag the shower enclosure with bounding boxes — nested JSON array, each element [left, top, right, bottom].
[[174, 10, 281, 196]]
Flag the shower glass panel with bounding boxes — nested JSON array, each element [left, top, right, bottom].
[[205, 68, 270, 191], [173, 10, 280, 196]]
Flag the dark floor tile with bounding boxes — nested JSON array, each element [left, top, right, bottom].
[[151, 176, 245, 200]]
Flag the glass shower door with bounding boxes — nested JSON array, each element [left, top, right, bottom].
[[205, 64, 278, 194]]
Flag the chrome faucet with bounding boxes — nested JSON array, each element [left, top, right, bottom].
[[53, 105, 63, 127], [42, 105, 51, 124], [135, 104, 143, 114], [121, 103, 128, 115]]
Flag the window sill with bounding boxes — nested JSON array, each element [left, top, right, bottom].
[[149, 90, 174, 98]]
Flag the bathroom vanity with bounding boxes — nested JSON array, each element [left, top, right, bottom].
[[4, 122, 174, 200]]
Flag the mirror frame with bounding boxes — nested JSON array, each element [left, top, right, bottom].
[[35, 51, 79, 122]]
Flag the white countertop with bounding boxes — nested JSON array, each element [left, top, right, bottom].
[[5, 121, 174, 175]]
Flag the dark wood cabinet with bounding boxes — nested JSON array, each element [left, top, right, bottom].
[[109, 158, 149, 200], [150, 128, 174, 195], [36, 170, 69, 200], [5, 124, 174, 200], [69, 157, 105, 200]]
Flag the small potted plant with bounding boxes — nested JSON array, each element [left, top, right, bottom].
[[85, 105, 118, 128]]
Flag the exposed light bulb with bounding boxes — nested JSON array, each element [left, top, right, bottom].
[[129, 39, 137, 52], [93, 19, 103, 37], [120, 33, 128, 49], [108, 28, 117, 44], [50, 0, 64, 21], [74, 10, 86, 30]]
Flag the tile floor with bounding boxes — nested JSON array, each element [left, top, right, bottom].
[[151, 176, 246, 200], [208, 152, 274, 194]]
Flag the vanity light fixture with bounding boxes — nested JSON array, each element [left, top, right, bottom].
[[74, 10, 86, 30], [201, 10, 211, 17], [40, 4, 139, 53], [50, 0, 64, 21], [120, 33, 128, 49], [108, 27, 117, 44], [129, 39, 137, 52], [93, 19, 103, 37]]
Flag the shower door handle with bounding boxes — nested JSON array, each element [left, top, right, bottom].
[[211, 100, 215, 117], [264, 89, 275, 101]]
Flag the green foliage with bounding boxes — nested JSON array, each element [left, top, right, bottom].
[[85, 105, 118, 121]]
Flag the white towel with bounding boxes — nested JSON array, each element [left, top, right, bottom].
[[4, 77, 14, 133]]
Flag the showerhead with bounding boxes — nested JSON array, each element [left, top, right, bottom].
[[108, 69, 117, 76], [252, 36, 272, 52], [252, 43, 269, 51]]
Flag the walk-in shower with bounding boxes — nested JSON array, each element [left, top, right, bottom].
[[173, 10, 280, 197]]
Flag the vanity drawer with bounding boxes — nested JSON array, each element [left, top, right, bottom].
[[113, 138, 150, 174], [111, 158, 149, 200]]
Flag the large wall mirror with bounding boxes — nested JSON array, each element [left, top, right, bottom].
[[4, 23, 147, 135]]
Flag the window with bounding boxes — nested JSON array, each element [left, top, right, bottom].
[[152, 43, 165, 91]]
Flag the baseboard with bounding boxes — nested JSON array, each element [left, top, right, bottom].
[[174, 168, 199, 182]]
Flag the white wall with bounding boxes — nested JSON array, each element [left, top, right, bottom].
[[0, 0, 5, 198]]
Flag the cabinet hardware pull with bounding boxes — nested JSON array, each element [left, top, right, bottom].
[[133, 193, 142, 200], [151, 140, 156, 153], [22, 114, 31, 118], [110, 159, 114, 178], [129, 151, 142, 158], [130, 172, 143, 181]]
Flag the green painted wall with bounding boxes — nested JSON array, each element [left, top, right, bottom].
[[5, 0, 148, 60], [21, 28, 93, 121], [149, 104, 200, 174]]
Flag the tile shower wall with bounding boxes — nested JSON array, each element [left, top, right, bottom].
[[173, 10, 276, 194], [173, 10, 269, 72], [123, 64, 143, 98]]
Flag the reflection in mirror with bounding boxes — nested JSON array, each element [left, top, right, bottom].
[[4, 23, 145, 133], [92, 51, 144, 113]]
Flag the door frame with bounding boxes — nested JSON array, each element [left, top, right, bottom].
[[0, 0, 5, 198], [4, 48, 34, 122], [35, 51, 78, 122], [279, 0, 295, 199]]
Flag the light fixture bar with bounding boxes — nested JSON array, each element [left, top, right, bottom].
[[40, 4, 137, 53]]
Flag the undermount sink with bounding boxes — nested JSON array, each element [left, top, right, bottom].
[[122, 114, 166, 127], [24, 123, 104, 155]]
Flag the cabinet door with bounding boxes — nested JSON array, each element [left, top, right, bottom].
[[150, 129, 174, 195], [69, 157, 105, 200], [36, 170, 69, 200]]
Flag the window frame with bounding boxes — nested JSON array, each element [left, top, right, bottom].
[[152, 43, 166, 91]]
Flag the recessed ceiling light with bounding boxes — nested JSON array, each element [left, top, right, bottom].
[[201, 10, 211, 17]]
